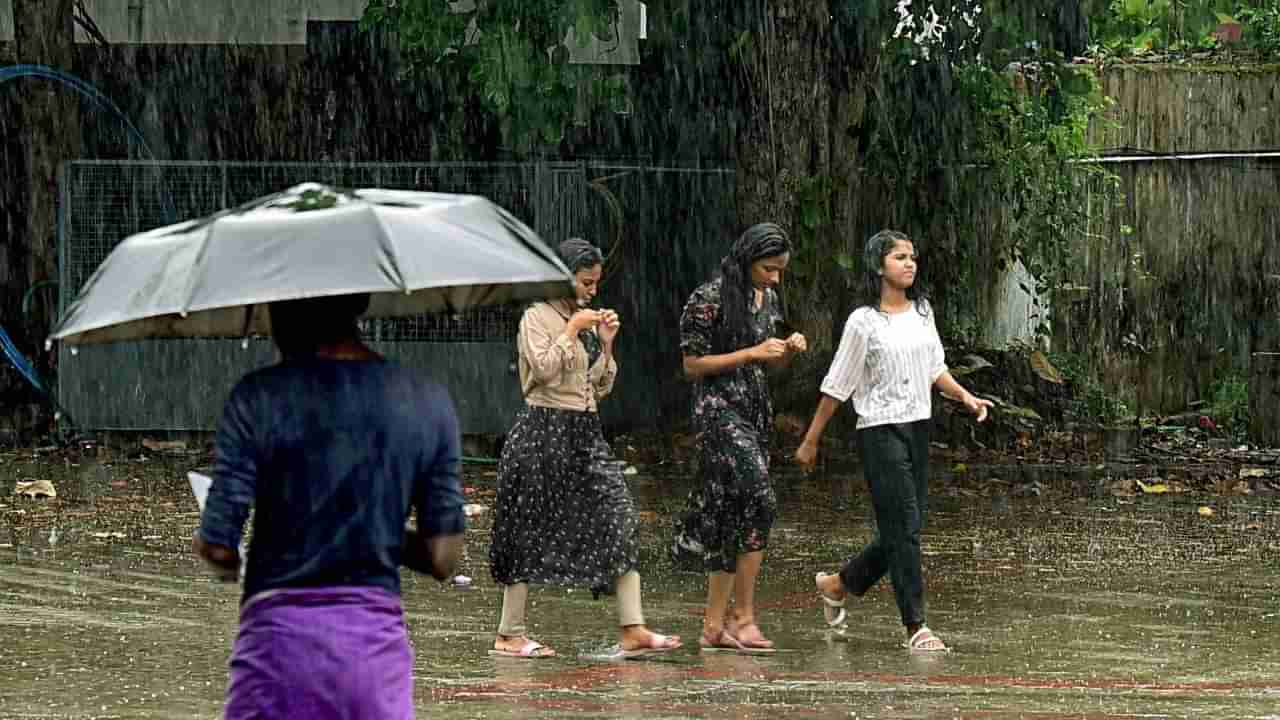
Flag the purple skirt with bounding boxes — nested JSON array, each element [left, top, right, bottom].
[[224, 586, 413, 720]]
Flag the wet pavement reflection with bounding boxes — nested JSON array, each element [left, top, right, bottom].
[[2, 460, 1277, 719]]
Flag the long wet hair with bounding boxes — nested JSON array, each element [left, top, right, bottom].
[[861, 229, 929, 315], [717, 222, 791, 352]]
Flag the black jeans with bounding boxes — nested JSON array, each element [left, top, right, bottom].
[[838, 420, 931, 628]]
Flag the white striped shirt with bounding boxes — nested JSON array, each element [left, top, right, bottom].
[[819, 301, 948, 429]]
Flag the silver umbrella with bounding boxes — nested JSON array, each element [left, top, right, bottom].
[[51, 183, 573, 345]]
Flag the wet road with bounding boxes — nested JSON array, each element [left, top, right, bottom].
[[1, 456, 1278, 719]]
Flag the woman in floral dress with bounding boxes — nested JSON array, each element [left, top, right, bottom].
[[673, 223, 807, 652], [488, 238, 681, 660]]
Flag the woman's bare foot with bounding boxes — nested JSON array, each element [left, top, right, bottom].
[[815, 571, 848, 627], [816, 572, 847, 601], [726, 616, 774, 649], [904, 626, 948, 652], [620, 625, 682, 653], [492, 634, 556, 658]]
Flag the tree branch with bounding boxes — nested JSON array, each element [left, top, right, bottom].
[[73, 0, 110, 47]]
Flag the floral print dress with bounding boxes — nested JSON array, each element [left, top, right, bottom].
[[489, 304, 639, 594], [672, 278, 783, 573]]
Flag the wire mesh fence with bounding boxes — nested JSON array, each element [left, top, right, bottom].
[[57, 159, 737, 432]]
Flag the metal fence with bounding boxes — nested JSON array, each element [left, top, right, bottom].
[[56, 160, 736, 433]]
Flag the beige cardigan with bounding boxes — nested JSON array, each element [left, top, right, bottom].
[[517, 301, 617, 412]]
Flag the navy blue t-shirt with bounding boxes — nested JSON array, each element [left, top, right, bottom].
[[198, 357, 466, 603]]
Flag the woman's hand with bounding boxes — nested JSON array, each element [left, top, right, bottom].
[[566, 309, 603, 334], [794, 440, 819, 471], [784, 332, 807, 353], [751, 338, 788, 362], [598, 310, 620, 343], [963, 392, 994, 422]]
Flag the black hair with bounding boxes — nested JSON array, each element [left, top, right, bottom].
[[717, 222, 791, 351], [860, 229, 929, 315], [268, 293, 371, 357]]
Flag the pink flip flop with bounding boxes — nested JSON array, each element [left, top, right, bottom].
[[703, 625, 776, 655], [488, 637, 557, 659], [613, 633, 683, 659]]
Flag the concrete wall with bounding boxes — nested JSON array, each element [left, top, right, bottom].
[[0, 0, 644, 64]]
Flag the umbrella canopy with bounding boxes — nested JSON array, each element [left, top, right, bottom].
[[51, 183, 575, 345]]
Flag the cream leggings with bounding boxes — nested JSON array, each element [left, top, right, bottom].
[[497, 570, 644, 637]]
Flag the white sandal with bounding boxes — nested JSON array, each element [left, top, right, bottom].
[[815, 572, 847, 627], [903, 626, 949, 653]]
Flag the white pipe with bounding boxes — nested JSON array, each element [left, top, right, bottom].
[[1076, 151, 1280, 164]]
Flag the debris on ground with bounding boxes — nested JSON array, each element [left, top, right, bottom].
[[141, 438, 200, 455], [14, 479, 56, 499]]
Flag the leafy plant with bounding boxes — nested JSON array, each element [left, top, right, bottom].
[[1237, 5, 1280, 53], [1089, 1, 1279, 56], [1208, 374, 1250, 438], [362, 0, 627, 155], [940, 56, 1119, 342], [1052, 352, 1134, 425]]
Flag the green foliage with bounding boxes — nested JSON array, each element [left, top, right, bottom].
[[1089, 0, 1280, 56], [854, 42, 1118, 342], [1208, 374, 1250, 438], [954, 59, 1119, 337], [785, 173, 848, 305], [748, 3, 1121, 345], [1236, 5, 1280, 53], [1052, 352, 1134, 424], [362, 0, 627, 155], [285, 188, 339, 212]]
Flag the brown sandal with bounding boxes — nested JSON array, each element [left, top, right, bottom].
[[724, 622, 777, 653], [699, 627, 774, 655]]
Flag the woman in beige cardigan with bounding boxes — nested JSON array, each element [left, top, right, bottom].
[[488, 238, 682, 660]]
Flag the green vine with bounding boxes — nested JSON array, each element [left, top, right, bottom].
[[854, 39, 1119, 346], [955, 58, 1118, 337]]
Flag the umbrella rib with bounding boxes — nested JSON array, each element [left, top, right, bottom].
[[178, 218, 219, 317], [410, 197, 565, 280], [367, 204, 410, 293]]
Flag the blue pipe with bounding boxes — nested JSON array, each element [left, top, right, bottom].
[[0, 64, 158, 162], [0, 324, 45, 395], [0, 64, 175, 223]]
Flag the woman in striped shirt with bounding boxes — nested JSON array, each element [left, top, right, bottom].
[[794, 229, 992, 653]]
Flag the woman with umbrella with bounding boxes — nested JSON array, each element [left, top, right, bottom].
[[194, 292, 467, 718], [488, 238, 682, 659], [673, 223, 807, 653]]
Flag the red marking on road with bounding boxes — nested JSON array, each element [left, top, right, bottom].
[[430, 660, 1280, 705]]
